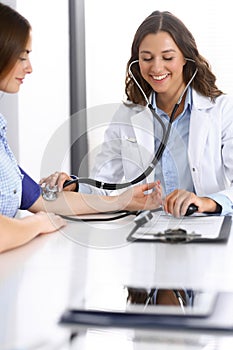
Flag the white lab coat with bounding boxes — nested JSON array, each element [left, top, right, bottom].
[[86, 90, 233, 203]]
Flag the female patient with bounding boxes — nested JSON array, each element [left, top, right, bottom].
[[0, 3, 161, 253]]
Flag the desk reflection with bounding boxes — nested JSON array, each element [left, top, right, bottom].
[[69, 284, 217, 319], [127, 287, 192, 310]]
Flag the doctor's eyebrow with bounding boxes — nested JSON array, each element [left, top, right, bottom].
[[140, 49, 176, 54]]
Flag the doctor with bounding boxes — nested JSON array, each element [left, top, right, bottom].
[[41, 11, 233, 217]]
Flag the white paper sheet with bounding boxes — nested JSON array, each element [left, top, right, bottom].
[[135, 212, 225, 240]]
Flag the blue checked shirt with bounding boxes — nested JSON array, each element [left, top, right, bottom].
[[0, 113, 41, 217], [0, 114, 23, 217]]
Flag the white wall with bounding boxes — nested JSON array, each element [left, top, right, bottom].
[[0, 0, 70, 181], [85, 0, 233, 107]]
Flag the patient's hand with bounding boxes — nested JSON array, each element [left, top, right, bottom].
[[121, 181, 162, 211]]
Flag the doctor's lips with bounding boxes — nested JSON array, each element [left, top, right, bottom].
[[151, 73, 170, 81]]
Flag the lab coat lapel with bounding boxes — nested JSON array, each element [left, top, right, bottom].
[[131, 109, 155, 183], [188, 93, 212, 167]]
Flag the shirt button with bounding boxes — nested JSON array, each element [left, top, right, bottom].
[[192, 168, 195, 172], [13, 189, 17, 194]]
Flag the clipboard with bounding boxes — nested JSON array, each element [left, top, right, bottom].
[[58, 292, 233, 334], [127, 213, 232, 243]]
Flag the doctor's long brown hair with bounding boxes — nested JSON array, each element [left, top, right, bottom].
[[0, 3, 31, 80], [125, 11, 223, 106]]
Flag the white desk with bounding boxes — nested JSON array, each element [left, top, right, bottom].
[[1, 214, 233, 349]]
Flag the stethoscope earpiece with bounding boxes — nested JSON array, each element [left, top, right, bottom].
[[184, 57, 196, 63]]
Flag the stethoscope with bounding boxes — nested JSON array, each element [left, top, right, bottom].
[[43, 58, 198, 223], [61, 58, 198, 191]]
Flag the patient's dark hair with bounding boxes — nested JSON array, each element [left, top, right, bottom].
[[0, 3, 31, 80]]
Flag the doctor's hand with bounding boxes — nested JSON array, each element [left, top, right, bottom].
[[39, 172, 75, 192], [121, 181, 162, 211], [163, 189, 219, 217]]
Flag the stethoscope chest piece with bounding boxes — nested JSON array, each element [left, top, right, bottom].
[[42, 184, 58, 201]]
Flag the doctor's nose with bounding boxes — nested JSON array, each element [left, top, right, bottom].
[[150, 58, 164, 73]]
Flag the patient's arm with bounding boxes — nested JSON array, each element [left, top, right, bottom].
[[30, 181, 162, 215], [0, 212, 66, 253]]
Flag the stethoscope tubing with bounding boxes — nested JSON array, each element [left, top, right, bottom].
[[63, 60, 198, 192], [59, 208, 162, 223], [63, 102, 177, 191]]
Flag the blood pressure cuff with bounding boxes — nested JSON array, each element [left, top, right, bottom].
[[19, 166, 42, 210]]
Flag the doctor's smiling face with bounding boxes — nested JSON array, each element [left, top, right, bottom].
[[138, 31, 186, 98], [0, 33, 32, 94]]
